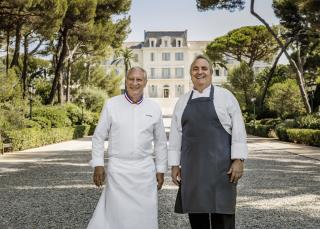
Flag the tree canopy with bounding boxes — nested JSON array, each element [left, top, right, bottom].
[[205, 25, 279, 68]]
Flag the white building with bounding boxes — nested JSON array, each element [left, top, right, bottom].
[[121, 30, 228, 114], [111, 30, 270, 115]]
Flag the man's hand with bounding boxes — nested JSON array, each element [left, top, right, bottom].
[[93, 166, 105, 187], [171, 166, 181, 186], [227, 159, 244, 183], [156, 173, 164, 190]]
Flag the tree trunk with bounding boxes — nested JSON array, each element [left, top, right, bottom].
[[47, 28, 69, 105], [243, 89, 249, 108], [5, 29, 10, 76], [10, 22, 23, 68], [22, 34, 30, 99], [58, 76, 64, 104], [250, 0, 312, 113], [66, 59, 72, 102], [86, 62, 91, 82], [259, 40, 292, 108]]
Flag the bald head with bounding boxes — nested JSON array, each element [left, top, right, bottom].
[[126, 67, 148, 80]]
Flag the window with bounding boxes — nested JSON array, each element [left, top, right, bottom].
[[150, 68, 155, 78], [148, 85, 158, 97], [175, 68, 184, 78], [162, 52, 170, 61], [162, 68, 170, 78], [150, 52, 155, 61], [150, 40, 155, 47], [175, 52, 184, 61], [215, 69, 220, 76], [175, 85, 184, 97], [177, 40, 182, 47], [134, 54, 138, 62], [164, 40, 168, 47], [163, 85, 169, 98]]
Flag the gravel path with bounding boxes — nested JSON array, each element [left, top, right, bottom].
[[0, 136, 319, 229]]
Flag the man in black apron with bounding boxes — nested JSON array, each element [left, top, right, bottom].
[[169, 55, 248, 229]]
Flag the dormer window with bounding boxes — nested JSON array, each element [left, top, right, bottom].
[[149, 38, 156, 47], [176, 38, 183, 47], [161, 36, 171, 48]]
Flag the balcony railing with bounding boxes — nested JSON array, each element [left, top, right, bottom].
[[149, 75, 184, 79]]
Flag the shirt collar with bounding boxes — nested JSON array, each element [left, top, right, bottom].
[[124, 91, 144, 104], [192, 84, 212, 97]]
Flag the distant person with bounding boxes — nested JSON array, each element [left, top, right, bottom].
[[87, 67, 168, 229], [169, 55, 248, 229]]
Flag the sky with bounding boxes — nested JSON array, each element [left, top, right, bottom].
[[125, 0, 281, 42]]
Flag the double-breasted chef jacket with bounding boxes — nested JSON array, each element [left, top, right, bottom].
[[87, 94, 168, 229], [169, 85, 248, 214]]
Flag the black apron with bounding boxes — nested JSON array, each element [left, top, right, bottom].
[[175, 85, 236, 214]]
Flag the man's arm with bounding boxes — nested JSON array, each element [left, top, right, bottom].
[[91, 100, 111, 187], [168, 103, 183, 186], [227, 92, 248, 183], [153, 110, 168, 190]]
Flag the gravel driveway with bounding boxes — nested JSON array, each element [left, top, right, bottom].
[[0, 136, 319, 229]]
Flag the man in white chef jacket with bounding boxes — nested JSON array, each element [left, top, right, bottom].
[[87, 67, 168, 229], [169, 55, 248, 229]]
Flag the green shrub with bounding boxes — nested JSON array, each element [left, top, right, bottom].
[[32, 116, 52, 128], [275, 119, 298, 141], [6, 128, 73, 151], [75, 86, 107, 113], [275, 123, 290, 141], [23, 119, 42, 129], [245, 121, 274, 137], [5, 125, 91, 151], [33, 106, 71, 127], [287, 129, 320, 147], [296, 114, 320, 130], [89, 124, 97, 135], [260, 118, 281, 126], [62, 103, 83, 125], [73, 125, 90, 138], [0, 102, 27, 132]]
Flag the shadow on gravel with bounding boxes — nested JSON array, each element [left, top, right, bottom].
[[0, 150, 99, 229], [236, 149, 320, 229], [0, 146, 319, 229]]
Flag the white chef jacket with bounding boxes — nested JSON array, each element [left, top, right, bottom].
[[168, 85, 248, 166], [90, 94, 168, 173]]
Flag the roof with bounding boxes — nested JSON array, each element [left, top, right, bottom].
[[144, 30, 187, 41], [143, 30, 188, 47]]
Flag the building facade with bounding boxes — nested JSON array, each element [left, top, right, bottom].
[[124, 30, 230, 100], [111, 30, 269, 115]]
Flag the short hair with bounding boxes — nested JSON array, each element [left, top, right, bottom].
[[126, 66, 148, 80], [190, 54, 213, 75]]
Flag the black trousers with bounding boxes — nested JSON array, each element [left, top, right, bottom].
[[188, 213, 235, 229]]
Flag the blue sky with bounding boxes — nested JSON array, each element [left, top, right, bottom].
[[125, 0, 280, 42]]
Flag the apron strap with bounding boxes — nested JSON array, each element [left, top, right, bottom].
[[210, 85, 214, 101], [188, 85, 214, 103], [187, 90, 194, 103]]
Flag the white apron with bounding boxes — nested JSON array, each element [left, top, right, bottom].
[[87, 156, 158, 229]]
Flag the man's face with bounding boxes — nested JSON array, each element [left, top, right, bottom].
[[191, 58, 212, 91], [125, 69, 147, 98]]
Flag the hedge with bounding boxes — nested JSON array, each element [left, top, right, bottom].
[[296, 115, 320, 130], [245, 122, 274, 137], [275, 123, 290, 142], [286, 129, 320, 147], [32, 106, 72, 128], [6, 125, 91, 151]]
